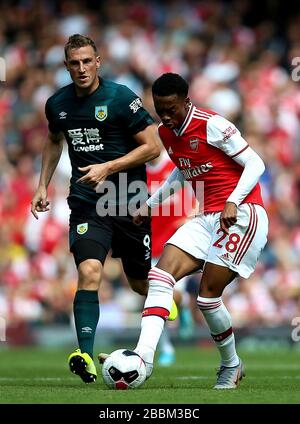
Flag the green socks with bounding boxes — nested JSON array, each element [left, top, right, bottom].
[[73, 290, 100, 358]]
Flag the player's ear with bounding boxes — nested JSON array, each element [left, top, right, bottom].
[[96, 56, 101, 69], [64, 60, 70, 72], [184, 97, 191, 110]]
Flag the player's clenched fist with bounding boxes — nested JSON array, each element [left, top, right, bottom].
[[220, 201, 237, 235]]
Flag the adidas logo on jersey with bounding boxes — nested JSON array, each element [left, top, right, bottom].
[[168, 146, 173, 155]]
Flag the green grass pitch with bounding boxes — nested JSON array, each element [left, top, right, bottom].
[[0, 346, 299, 404]]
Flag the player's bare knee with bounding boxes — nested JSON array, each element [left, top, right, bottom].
[[199, 281, 221, 298], [78, 260, 102, 290]]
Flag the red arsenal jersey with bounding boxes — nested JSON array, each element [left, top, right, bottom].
[[158, 105, 264, 213]]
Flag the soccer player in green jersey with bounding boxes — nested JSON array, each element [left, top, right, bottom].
[[31, 34, 165, 383]]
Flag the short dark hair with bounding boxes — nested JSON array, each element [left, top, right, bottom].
[[64, 34, 97, 59], [152, 73, 189, 98]]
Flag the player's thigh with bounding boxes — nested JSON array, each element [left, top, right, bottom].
[[69, 213, 113, 269], [206, 203, 268, 279], [111, 216, 151, 283], [156, 244, 204, 281]]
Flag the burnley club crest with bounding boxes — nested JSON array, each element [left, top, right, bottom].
[[95, 105, 108, 122]]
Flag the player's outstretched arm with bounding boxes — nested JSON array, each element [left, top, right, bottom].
[[147, 166, 185, 209], [31, 131, 64, 219]]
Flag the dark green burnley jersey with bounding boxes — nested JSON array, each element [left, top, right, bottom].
[[45, 78, 154, 210]]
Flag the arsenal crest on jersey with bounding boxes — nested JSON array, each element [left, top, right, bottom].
[[95, 105, 108, 122], [189, 137, 200, 151]]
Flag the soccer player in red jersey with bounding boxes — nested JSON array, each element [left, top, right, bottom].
[[133, 73, 269, 389], [148, 149, 196, 365]]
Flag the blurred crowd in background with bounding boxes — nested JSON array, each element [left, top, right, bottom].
[[1, 0, 300, 343]]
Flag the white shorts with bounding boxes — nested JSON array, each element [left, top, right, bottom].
[[166, 203, 268, 279]]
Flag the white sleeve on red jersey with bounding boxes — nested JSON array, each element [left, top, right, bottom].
[[207, 114, 265, 206], [146, 167, 185, 208], [206, 114, 248, 156]]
